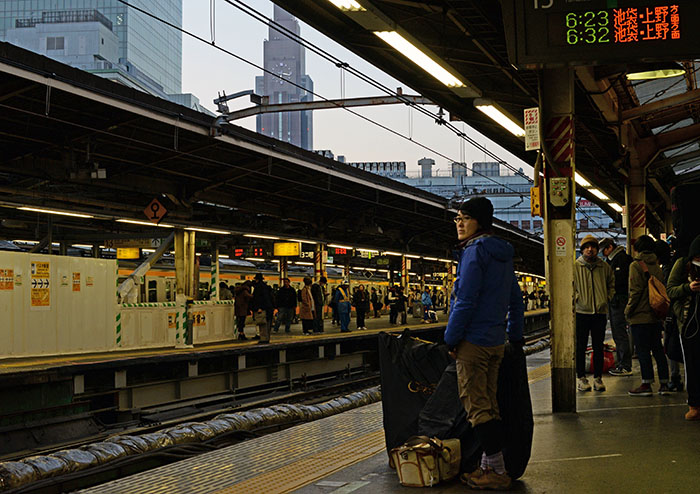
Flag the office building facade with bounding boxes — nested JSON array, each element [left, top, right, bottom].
[[0, 0, 182, 95], [255, 6, 313, 150]]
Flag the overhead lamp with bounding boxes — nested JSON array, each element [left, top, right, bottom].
[[244, 257, 266, 261], [609, 203, 623, 213], [218, 254, 230, 259], [373, 31, 465, 88], [116, 218, 174, 228], [404, 254, 421, 259], [383, 251, 402, 256], [243, 234, 280, 240], [438, 258, 453, 263], [185, 227, 231, 235], [327, 0, 365, 11], [288, 239, 317, 245], [574, 172, 591, 188], [71, 244, 94, 249], [589, 188, 609, 200], [626, 62, 686, 81], [423, 256, 438, 261], [473, 99, 525, 137], [328, 243, 354, 250], [18, 206, 93, 218], [295, 261, 314, 266]]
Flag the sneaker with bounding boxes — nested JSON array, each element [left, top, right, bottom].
[[577, 377, 592, 392], [609, 367, 633, 376], [628, 384, 653, 396], [460, 467, 485, 485], [685, 406, 700, 421], [658, 384, 672, 396], [593, 377, 606, 391], [466, 467, 511, 490]]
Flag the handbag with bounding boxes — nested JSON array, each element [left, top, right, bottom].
[[389, 436, 460, 487], [253, 311, 267, 325]]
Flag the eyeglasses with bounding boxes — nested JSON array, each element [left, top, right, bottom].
[[453, 215, 471, 224]]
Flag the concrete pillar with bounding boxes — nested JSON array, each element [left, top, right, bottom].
[[210, 245, 220, 301], [280, 257, 288, 284], [627, 160, 646, 244], [542, 67, 577, 413], [314, 243, 326, 281], [401, 255, 409, 293]]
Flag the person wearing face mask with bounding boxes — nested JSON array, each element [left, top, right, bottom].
[[574, 235, 615, 393], [667, 234, 700, 420]]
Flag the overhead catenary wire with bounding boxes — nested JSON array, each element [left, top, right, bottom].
[[115, 0, 526, 196], [116, 0, 612, 232]]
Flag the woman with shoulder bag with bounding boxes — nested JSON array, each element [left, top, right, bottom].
[[625, 235, 670, 396]]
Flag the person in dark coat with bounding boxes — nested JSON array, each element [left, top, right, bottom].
[[600, 237, 634, 376], [251, 273, 274, 344], [273, 278, 297, 334], [370, 287, 382, 318], [234, 281, 252, 340], [353, 284, 370, 330], [311, 276, 327, 333]]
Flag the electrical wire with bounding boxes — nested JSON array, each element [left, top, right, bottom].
[[115, 0, 527, 195]]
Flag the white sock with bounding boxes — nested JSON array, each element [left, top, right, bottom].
[[480, 451, 487, 470], [484, 451, 506, 475]]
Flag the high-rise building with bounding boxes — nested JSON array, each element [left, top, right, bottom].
[[255, 6, 313, 150], [0, 1, 182, 95]]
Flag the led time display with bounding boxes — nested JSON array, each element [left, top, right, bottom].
[[553, 5, 681, 46]]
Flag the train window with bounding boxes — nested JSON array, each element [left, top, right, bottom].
[[148, 280, 158, 302], [165, 280, 173, 302]]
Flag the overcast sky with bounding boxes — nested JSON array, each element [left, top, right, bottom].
[[181, 0, 532, 175]]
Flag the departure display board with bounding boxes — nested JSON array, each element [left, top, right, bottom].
[[232, 246, 269, 258], [501, 1, 699, 68]]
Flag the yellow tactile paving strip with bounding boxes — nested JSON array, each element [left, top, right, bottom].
[[78, 403, 386, 494], [79, 363, 550, 494]]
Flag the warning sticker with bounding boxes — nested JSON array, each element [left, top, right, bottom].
[[168, 312, 177, 329], [555, 236, 567, 257], [72, 272, 81, 292], [192, 311, 206, 326], [31, 261, 50, 308], [0, 268, 14, 290]]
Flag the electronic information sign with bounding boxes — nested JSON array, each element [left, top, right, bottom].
[[502, 1, 700, 68]]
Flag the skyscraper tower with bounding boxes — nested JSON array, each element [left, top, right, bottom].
[[255, 6, 313, 150]]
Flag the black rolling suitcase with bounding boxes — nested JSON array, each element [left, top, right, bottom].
[[671, 182, 700, 257]]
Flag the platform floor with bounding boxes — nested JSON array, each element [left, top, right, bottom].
[[77, 346, 700, 494]]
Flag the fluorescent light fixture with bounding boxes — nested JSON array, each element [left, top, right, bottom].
[[423, 257, 438, 261], [244, 257, 266, 261], [288, 239, 317, 245], [383, 251, 402, 256], [327, 0, 365, 11], [609, 202, 623, 213], [18, 206, 93, 218], [71, 244, 94, 249], [589, 188, 609, 200], [243, 234, 279, 240], [328, 243, 354, 250], [143, 249, 156, 253], [12, 240, 37, 244], [474, 99, 525, 137], [405, 254, 420, 259], [218, 254, 230, 259], [357, 248, 379, 254], [365, 268, 377, 271], [116, 219, 174, 228], [574, 172, 591, 188], [185, 227, 231, 235], [374, 31, 464, 88], [438, 258, 453, 263], [295, 261, 313, 266]]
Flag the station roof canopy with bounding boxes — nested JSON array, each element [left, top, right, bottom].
[[275, 0, 700, 234], [0, 42, 544, 273]]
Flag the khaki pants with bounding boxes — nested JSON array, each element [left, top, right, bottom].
[[455, 340, 504, 427]]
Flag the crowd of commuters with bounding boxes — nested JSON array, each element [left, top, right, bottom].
[[573, 231, 700, 421]]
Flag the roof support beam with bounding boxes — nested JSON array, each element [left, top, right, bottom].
[[621, 87, 700, 123]]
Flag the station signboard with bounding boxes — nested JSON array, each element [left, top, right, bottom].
[[273, 242, 301, 256], [502, 0, 700, 68], [231, 246, 269, 258]]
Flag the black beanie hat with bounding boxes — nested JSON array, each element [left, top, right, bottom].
[[689, 234, 700, 259], [459, 197, 493, 230]]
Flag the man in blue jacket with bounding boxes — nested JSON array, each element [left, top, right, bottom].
[[444, 197, 524, 491]]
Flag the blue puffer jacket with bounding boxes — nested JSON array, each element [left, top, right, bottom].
[[444, 234, 524, 347]]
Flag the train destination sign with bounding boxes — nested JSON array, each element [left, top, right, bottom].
[[502, 1, 700, 68]]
